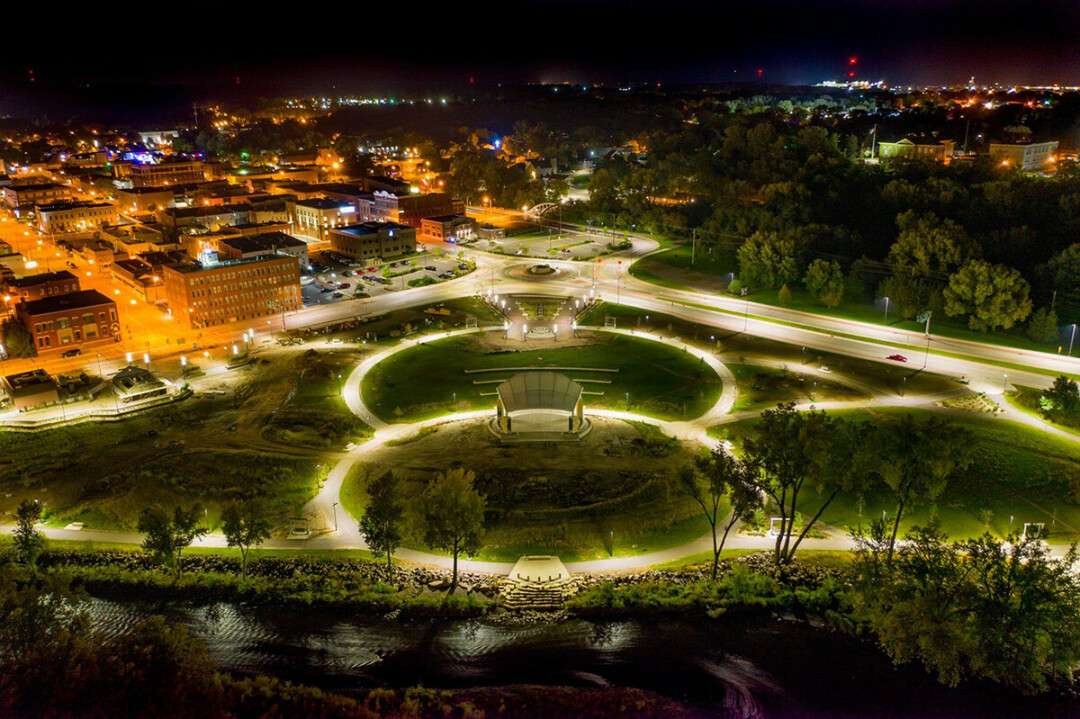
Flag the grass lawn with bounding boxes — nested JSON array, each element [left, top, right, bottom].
[[262, 350, 371, 449], [1007, 385, 1080, 437], [0, 353, 354, 533], [727, 362, 870, 412], [339, 420, 719, 562], [717, 406, 1080, 543], [360, 331, 722, 423]]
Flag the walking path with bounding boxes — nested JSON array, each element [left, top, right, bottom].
[[9, 286, 1080, 574]]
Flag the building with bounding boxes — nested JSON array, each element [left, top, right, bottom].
[[111, 258, 170, 303], [157, 205, 250, 234], [293, 198, 356, 240], [1, 183, 73, 216], [129, 158, 207, 188], [419, 214, 477, 243], [2, 370, 59, 410], [36, 201, 119, 234], [101, 224, 178, 256], [493, 372, 588, 437], [5, 271, 81, 303], [876, 137, 955, 162], [116, 186, 176, 213], [327, 222, 416, 264], [15, 289, 120, 353], [162, 254, 301, 330], [988, 141, 1059, 171], [112, 365, 168, 403], [361, 191, 462, 227], [218, 232, 309, 267]]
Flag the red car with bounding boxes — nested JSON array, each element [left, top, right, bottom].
[[887, 354, 908, 362]]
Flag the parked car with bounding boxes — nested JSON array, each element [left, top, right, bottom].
[[425, 265, 437, 271], [61, 348, 82, 358], [331, 292, 344, 298]]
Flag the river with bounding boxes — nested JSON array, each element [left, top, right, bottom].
[[86, 599, 1080, 718]]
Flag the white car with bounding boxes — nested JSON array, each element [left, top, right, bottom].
[[330, 338, 343, 345]]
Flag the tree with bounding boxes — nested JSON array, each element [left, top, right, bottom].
[[1040, 375, 1080, 418], [887, 210, 974, 275], [12, 500, 45, 570], [851, 524, 1080, 693], [359, 471, 405, 578], [803, 259, 844, 307], [414, 469, 486, 591], [737, 231, 801, 288], [137, 505, 208, 580], [743, 403, 872, 564], [1026, 307, 1059, 345], [678, 451, 761, 581], [220, 499, 271, 579], [1, 320, 36, 359], [943, 259, 1033, 332], [777, 283, 792, 304], [876, 416, 973, 560]]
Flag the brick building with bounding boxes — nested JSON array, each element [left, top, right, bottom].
[[15, 289, 120, 352], [162, 254, 301, 330], [5, 270, 81, 302]]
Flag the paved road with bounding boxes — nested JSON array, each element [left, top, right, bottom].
[[9, 212, 1080, 575]]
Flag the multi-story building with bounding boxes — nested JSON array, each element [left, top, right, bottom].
[[419, 214, 477, 243], [157, 205, 250, 234], [218, 232, 309, 267], [101, 224, 179, 256], [327, 222, 416, 264], [36, 201, 119, 234], [15, 289, 120, 352], [293, 198, 356, 240], [5, 271, 81, 303], [162, 254, 301, 330], [988, 141, 1059, 171], [360, 191, 462, 227], [1, 182, 73, 216], [129, 158, 207, 188], [876, 137, 955, 162], [116, 186, 176, 213]]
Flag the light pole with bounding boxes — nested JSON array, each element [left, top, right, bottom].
[[883, 296, 890, 325], [1002, 373, 1008, 394], [331, 501, 339, 532], [1070, 324, 1077, 357]]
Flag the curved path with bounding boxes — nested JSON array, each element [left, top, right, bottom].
[[12, 229, 1080, 572]]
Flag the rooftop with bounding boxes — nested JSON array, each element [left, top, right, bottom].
[[7, 270, 78, 288], [295, 198, 354, 211], [19, 289, 114, 315]]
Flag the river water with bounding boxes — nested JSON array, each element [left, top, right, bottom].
[[86, 599, 1080, 718]]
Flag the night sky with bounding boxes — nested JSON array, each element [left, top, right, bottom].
[[3, 0, 1080, 94]]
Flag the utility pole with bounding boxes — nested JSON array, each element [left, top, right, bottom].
[[691, 228, 697, 265], [917, 310, 932, 369]]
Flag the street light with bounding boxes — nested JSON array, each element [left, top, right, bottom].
[[1070, 324, 1077, 357], [883, 296, 890, 325], [1003, 373, 1008, 394], [331, 501, 339, 531]]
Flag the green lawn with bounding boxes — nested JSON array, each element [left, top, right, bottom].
[[360, 332, 722, 423], [339, 421, 720, 563], [727, 362, 869, 412], [1007, 385, 1080, 436], [718, 407, 1080, 543]]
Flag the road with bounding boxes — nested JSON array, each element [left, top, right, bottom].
[[7, 202, 1080, 575]]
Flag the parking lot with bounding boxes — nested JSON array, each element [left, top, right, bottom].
[[301, 249, 477, 307]]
